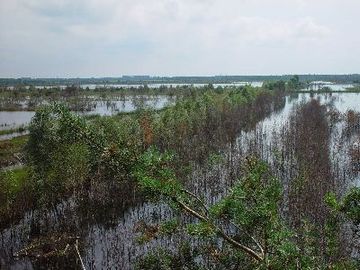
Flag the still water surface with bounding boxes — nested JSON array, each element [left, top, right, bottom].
[[0, 96, 173, 132]]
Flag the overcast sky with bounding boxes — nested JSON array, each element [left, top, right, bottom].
[[0, 0, 359, 77]]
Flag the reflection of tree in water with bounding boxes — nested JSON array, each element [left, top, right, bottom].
[[105, 100, 117, 112], [3, 93, 360, 269], [132, 95, 147, 110], [1, 91, 286, 269]]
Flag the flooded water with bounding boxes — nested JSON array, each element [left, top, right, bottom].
[[0, 131, 29, 141], [0, 112, 35, 131], [1, 92, 360, 269], [0, 96, 174, 134], [87, 95, 173, 116], [302, 82, 354, 91], [4, 82, 264, 90]]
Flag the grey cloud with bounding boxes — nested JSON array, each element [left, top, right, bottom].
[[0, 0, 359, 76]]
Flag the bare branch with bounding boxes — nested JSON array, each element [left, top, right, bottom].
[[180, 188, 209, 215], [75, 240, 86, 270], [173, 197, 264, 262]]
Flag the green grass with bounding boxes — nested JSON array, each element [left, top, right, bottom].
[[0, 166, 34, 227], [1, 167, 28, 195], [0, 126, 27, 136], [345, 86, 360, 92], [0, 135, 28, 167]]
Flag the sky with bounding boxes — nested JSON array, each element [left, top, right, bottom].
[[0, 0, 359, 77]]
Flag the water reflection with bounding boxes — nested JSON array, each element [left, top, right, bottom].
[[0, 112, 35, 131], [1, 93, 360, 269], [0, 96, 174, 133], [4, 82, 265, 91]]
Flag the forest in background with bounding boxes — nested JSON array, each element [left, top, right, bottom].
[[1, 74, 360, 87]]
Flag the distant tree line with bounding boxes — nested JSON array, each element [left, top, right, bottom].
[[0, 74, 359, 87]]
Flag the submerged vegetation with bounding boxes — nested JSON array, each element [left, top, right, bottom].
[[0, 76, 303, 112], [0, 84, 175, 112], [0, 135, 27, 167], [1, 86, 283, 226], [1, 74, 359, 87], [135, 149, 359, 269], [1, 82, 360, 269]]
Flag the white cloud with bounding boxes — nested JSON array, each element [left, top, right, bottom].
[[0, 0, 359, 76]]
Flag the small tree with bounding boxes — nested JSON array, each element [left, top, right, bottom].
[[134, 148, 360, 269], [287, 75, 301, 90], [134, 148, 306, 269], [326, 188, 360, 252]]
